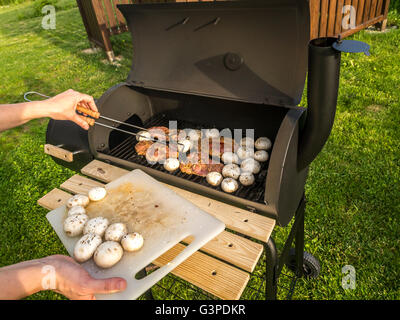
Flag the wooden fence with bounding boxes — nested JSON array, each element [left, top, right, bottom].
[[76, 0, 391, 61], [310, 0, 391, 40]]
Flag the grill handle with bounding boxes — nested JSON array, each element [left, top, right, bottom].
[[297, 37, 341, 171]]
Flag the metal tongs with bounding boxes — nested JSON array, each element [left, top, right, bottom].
[[23, 91, 183, 147]]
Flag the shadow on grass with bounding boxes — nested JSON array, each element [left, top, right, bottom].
[[0, 3, 132, 79], [33, 6, 133, 66]]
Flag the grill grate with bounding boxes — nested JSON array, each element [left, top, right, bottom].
[[106, 114, 269, 204]]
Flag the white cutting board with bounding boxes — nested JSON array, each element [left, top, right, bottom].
[[46, 169, 225, 300]]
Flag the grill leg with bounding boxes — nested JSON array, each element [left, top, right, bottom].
[[295, 197, 305, 278], [275, 195, 306, 277], [265, 237, 278, 300], [266, 195, 306, 300]]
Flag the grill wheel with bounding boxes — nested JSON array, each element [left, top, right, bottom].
[[286, 248, 321, 279]]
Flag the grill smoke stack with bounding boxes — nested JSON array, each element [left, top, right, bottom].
[[298, 37, 341, 171]]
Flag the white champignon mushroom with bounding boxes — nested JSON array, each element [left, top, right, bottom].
[[136, 130, 152, 142], [206, 171, 223, 186], [241, 158, 261, 174], [187, 129, 201, 141], [74, 233, 102, 263], [204, 128, 220, 139], [104, 222, 128, 242], [221, 152, 240, 165], [88, 187, 107, 202], [67, 194, 89, 208], [83, 217, 109, 237], [121, 232, 144, 252], [255, 137, 272, 151], [239, 172, 255, 186], [67, 205, 86, 217], [94, 241, 124, 268], [240, 137, 255, 148], [178, 139, 191, 153], [221, 178, 239, 193], [63, 213, 88, 237], [236, 146, 255, 160], [254, 150, 269, 162], [222, 164, 241, 180], [163, 158, 180, 172]]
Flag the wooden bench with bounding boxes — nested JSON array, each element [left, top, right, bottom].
[[76, 0, 391, 62], [38, 159, 275, 300]]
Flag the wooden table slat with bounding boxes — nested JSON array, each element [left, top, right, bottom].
[[60, 175, 104, 194], [154, 243, 250, 300], [37, 188, 72, 210]]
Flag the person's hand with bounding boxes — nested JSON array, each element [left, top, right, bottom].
[[42, 89, 98, 130], [45, 254, 127, 300]]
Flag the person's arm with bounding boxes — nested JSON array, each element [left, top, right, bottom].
[[0, 89, 98, 132], [0, 255, 126, 300], [0, 258, 45, 299]]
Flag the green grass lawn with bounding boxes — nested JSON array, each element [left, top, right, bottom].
[[0, 1, 399, 300]]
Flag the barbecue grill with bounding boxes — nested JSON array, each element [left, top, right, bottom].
[[44, 0, 369, 299]]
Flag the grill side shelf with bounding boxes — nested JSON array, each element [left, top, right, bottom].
[[81, 159, 275, 243]]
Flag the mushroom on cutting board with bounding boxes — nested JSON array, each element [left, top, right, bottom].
[[121, 232, 144, 252], [67, 194, 89, 208], [74, 233, 102, 263], [94, 241, 124, 268], [67, 205, 86, 217], [104, 223, 128, 242], [63, 213, 88, 237], [83, 217, 109, 237], [88, 187, 107, 201]]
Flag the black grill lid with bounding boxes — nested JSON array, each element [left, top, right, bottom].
[[118, 0, 310, 106]]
